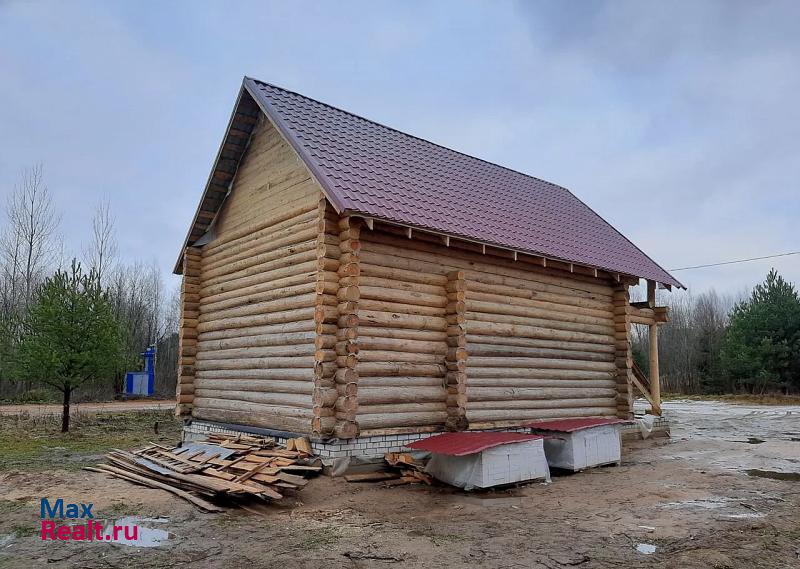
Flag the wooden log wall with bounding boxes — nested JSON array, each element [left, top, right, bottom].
[[356, 233, 450, 434], [464, 260, 618, 428], [189, 116, 325, 433], [332, 215, 361, 439], [613, 284, 634, 418], [445, 270, 468, 430], [358, 227, 619, 432], [176, 247, 201, 416], [312, 199, 341, 437]]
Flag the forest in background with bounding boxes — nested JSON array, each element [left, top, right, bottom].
[[0, 165, 798, 404], [634, 269, 800, 395], [0, 165, 179, 403]]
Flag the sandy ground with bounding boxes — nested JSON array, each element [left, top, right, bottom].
[[0, 400, 175, 416], [1, 400, 799, 568]]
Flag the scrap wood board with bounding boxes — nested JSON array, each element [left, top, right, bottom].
[[87, 433, 321, 511]]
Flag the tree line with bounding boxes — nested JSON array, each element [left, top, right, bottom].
[[634, 269, 800, 395], [0, 165, 179, 428]]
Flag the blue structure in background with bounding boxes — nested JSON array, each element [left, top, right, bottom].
[[124, 345, 156, 396]]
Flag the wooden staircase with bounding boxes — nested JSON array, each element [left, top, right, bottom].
[[631, 361, 661, 415]]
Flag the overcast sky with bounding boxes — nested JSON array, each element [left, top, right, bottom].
[[1, 0, 798, 297]]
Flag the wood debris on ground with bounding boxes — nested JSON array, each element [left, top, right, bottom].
[[344, 452, 433, 486], [86, 433, 321, 512]]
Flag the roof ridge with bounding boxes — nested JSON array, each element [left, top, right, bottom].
[[246, 76, 573, 195]]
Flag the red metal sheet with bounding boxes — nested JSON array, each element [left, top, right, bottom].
[[406, 432, 544, 456], [523, 417, 629, 433], [242, 78, 683, 288]]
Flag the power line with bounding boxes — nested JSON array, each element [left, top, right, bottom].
[[670, 251, 800, 272]]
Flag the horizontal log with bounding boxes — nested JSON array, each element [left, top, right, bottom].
[[466, 310, 614, 336], [203, 234, 317, 284], [195, 355, 315, 371], [200, 260, 318, 298], [468, 294, 613, 325], [354, 326, 448, 343], [356, 411, 447, 429], [198, 319, 319, 341], [202, 216, 319, 272], [358, 386, 447, 405], [194, 378, 315, 394], [466, 386, 617, 401], [359, 298, 444, 317], [357, 362, 445, 378], [196, 344, 315, 361], [357, 402, 447, 415], [465, 377, 617, 389], [194, 389, 313, 408], [199, 292, 332, 323], [201, 282, 318, 314], [202, 248, 318, 290], [358, 376, 446, 388], [200, 269, 318, 307], [195, 367, 314, 382], [466, 320, 612, 345], [362, 234, 614, 297], [465, 407, 617, 423], [359, 310, 447, 332], [467, 367, 615, 380], [467, 278, 612, 312], [198, 331, 316, 351], [466, 342, 614, 362], [358, 350, 444, 364], [360, 275, 445, 296], [192, 406, 312, 434], [202, 202, 318, 258], [359, 285, 446, 308], [465, 333, 615, 354], [358, 335, 448, 355], [466, 357, 616, 372], [360, 261, 448, 287], [467, 397, 615, 410], [197, 307, 315, 333], [192, 396, 316, 420]]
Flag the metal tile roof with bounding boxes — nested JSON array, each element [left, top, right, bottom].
[[405, 432, 544, 456], [242, 77, 683, 288], [523, 418, 629, 433]]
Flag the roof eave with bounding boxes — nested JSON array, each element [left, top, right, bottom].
[[172, 82, 252, 275]]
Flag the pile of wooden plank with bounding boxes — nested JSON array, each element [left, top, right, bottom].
[[87, 433, 320, 511], [344, 453, 432, 486]]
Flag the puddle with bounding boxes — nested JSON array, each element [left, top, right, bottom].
[[745, 469, 800, 482], [661, 498, 732, 510], [636, 543, 657, 555], [0, 534, 14, 547], [100, 516, 170, 547], [721, 512, 765, 519]]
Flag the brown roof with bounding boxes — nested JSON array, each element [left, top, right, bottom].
[[175, 77, 682, 288]]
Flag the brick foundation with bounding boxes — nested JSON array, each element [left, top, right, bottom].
[[183, 417, 669, 461]]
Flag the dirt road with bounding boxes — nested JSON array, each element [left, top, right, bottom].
[[1, 399, 799, 568], [0, 399, 175, 416]]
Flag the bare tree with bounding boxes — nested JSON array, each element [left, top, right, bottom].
[[83, 198, 117, 285], [4, 165, 61, 308]]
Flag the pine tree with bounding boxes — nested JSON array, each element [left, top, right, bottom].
[[719, 269, 800, 393], [15, 260, 123, 431]]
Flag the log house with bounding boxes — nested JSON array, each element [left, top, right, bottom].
[[175, 78, 682, 455]]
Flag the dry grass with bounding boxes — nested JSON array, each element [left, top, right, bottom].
[[0, 409, 182, 471]]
